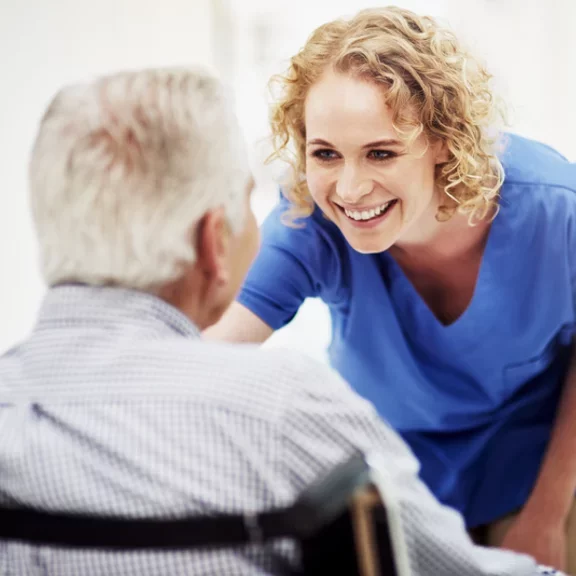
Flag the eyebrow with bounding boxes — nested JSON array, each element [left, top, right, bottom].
[[306, 138, 403, 149]]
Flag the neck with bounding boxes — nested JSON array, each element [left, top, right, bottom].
[[158, 273, 217, 331], [392, 210, 490, 263]]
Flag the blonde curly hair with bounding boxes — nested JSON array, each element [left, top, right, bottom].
[[269, 6, 505, 224]]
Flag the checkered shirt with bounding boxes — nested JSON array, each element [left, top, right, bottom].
[[0, 286, 563, 575]]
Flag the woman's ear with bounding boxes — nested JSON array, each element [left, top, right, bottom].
[[434, 139, 450, 164]]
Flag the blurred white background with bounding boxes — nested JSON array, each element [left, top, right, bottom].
[[0, 0, 574, 357]]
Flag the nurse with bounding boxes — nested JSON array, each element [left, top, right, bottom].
[[206, 6, 576, 572]]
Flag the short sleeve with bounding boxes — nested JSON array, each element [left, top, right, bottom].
[[238, 196, 349, 330], [556, 174, 576, 318], [567, 199, 576, 320]]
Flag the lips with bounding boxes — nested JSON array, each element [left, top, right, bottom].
[[343, 200, 397, 222], [336, 199, 398, 225]]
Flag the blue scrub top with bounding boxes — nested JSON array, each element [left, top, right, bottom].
[[238, 134, 576, 527]]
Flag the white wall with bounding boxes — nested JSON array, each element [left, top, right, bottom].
[[0, 0, 217, 352], [445, 0, 576, 160]]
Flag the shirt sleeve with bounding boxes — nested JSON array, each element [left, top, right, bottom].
[[281, 355, 560, 576], [238, 197, 348, 330], [559, 184, 576, 322]]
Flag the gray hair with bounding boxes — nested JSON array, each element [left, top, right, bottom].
[[30, 68, 250, 291]]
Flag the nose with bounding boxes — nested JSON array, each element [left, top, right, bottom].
[[336, 163, 374, 204]]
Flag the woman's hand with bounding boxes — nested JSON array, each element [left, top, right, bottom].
[[500, 507, 566, 572]]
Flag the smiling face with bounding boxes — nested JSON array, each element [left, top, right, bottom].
[[304, 70, 448, 253]]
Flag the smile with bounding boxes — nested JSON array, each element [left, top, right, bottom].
[[340, 200, 398, 223]]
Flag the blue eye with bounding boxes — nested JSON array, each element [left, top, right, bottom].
[[312, 149, 339, 161], [368, 150, 394, 161]]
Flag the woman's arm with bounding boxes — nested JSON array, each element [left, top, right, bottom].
[[205, 191, 349, 346], [499, 338, 576, 571], [203, 302, 274, 343], [205, 197, 343, 345], [528, 339, 576, 516]]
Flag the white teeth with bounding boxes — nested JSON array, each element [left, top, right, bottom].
[[344, 201, 393, 221]]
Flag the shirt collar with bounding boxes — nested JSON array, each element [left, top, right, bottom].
[[35, 284, 201, 339]]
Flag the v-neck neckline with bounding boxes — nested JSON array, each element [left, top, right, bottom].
[[380, 203, 513, 353]]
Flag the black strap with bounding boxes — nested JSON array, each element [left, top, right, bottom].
[[0, 454, 371, 551], [0, 506, 293, 550]]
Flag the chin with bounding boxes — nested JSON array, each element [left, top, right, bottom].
[[335, 213, 402, 255], [346, 236, 395, 255]]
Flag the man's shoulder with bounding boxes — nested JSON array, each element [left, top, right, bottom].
[[148, 338, 343, 407], [181, 339, 333, 384], [3, 323, 339, 411]]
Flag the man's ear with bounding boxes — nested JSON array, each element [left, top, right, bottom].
[[195, 208, 231, 285]]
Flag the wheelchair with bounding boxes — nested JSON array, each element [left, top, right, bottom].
[[0, 453, 407, 575]]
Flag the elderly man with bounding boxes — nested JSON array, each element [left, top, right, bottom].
[[0, 68, 563, 576]]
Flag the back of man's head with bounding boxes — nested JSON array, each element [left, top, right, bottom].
[[29, 68, 250, 293]]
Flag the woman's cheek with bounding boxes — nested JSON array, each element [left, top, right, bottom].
[[306, 172, 325, 201]]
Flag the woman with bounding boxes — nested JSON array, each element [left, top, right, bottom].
[[206, 7, 576, 572]]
